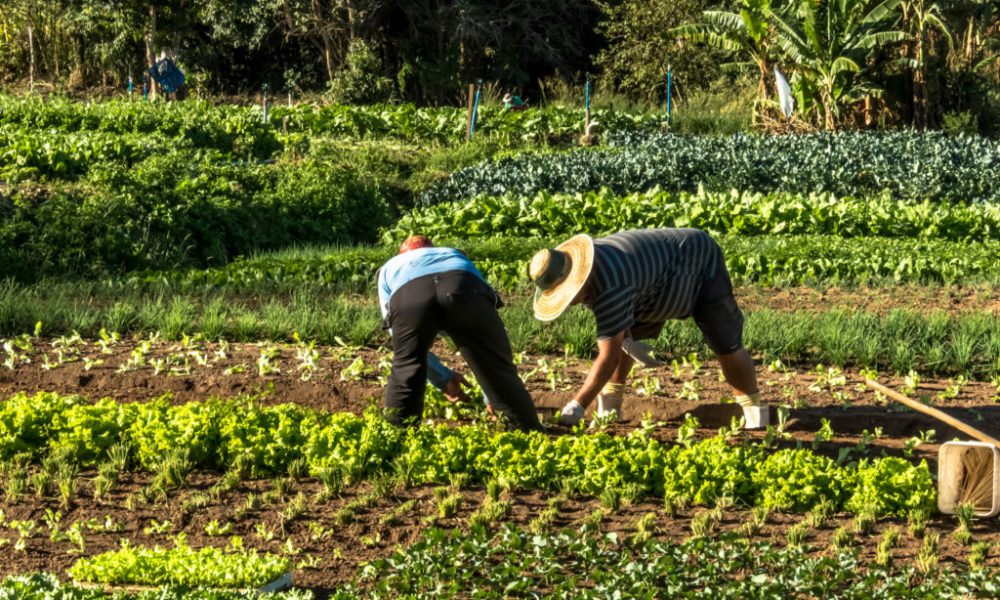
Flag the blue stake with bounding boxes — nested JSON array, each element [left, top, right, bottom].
[[470, 80, 482, 135], [262, 83, 269, 123], [666, 63, 672, 123], [128, 70, 133, 99], [585, 73, 590, 113]]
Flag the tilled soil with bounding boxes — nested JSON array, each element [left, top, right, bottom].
[[2, 338, 1000, 595]]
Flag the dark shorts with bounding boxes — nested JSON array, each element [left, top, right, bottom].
[[631, 262, 744, 356]]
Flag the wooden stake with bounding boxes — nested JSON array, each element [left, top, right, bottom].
[[466, 83, 475, 140], [865, 379, 1000, 449]]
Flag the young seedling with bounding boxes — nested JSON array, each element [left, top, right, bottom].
[[379, 499, 418, 526], [580, 508, 607, 533], [632, 512, 658, 543], [908, 507, 929, 537], [529, 507, 559, 534], [283, 492, 308, 521], [852, 508, 876, 536], [286, 458, 308, 483], [204, 520, 233, 536], [468, 498, 512, 529], [876, 527, 900, 567], [689, 510, 716, 539], [31, 471, 53, 498], [751, 505, 769, 529], [969, 541, 990, 570], [57, 465, 78, 509], [785, 521, 810, 548], [599, 487, 623, 512], [621, 483, 645, 508], [437, 493, 463, 519], [315, 465, 345, 497], [831, 526, 854, 551], [916, 534, 940, 573], [806, 499, 835, 528]]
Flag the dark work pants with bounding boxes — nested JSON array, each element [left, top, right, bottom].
[[384, 271, 543, 432]]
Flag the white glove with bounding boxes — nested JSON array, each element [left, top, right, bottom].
[[623, 337, 662, 367], [735, 393, 769, 429], [596, 393, 622, 418], [558, 400, 585, 427]]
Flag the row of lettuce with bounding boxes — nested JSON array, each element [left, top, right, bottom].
[[0, 392, 934, 517]]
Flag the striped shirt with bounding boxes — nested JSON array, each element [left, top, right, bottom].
[[587, 228, 722, 340]]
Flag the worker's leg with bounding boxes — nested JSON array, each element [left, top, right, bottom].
[[438, 273, 544, 432], [716, 347, 759, 396], [691, 260, 760, 398], [384, 275, 441, 427]]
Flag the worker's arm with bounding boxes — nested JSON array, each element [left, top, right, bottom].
[[573, 330, 626, 408]]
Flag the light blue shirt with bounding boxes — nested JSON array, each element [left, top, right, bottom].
[[377, 247, 486, 319], [378, 247, 491, 400]]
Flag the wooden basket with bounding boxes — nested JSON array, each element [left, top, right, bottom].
[[938, 441, 1000, 518]]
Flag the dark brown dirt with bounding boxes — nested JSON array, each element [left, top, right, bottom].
[[732, 284, 1000, 316], [3, 338, 1000, 596]]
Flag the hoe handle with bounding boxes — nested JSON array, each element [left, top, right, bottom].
[[865, 379, 1000, 450]]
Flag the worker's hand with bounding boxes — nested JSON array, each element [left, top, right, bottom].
[[443, 374, 472, 404]]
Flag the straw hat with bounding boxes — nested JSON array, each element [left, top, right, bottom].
[[529, 234, 594, 321]]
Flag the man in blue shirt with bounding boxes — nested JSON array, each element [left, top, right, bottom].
[[378, 235, 543, 432]]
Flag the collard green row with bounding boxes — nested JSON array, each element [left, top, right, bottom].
[[420, 131, 1000, 205]]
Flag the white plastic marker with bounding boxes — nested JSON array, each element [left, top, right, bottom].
[[774, 66, 795, 119]]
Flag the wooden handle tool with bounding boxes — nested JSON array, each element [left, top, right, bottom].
[[865, 379, 1000, 450]]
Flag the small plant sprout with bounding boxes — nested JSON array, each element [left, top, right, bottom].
[[598, 487, 622, 512], [529, 507, 559, 534], [437, 493, 463, 518], [785, 521, 810, 548], [676, 414, 700, 448], [633, 512, 658, 542], [689, 510, 716, 539], [581, 508, 607, 532], [916, 534, 940, 573], [853, 508, 876, 536], [204, 520, 233, 536], [751, 505, 769, 529], [908, 508, 929, 537], [831, 526, 854, 551], [806, 499, 835, 528], [257, 347, 281, 376], [969, 541, 990, 570]]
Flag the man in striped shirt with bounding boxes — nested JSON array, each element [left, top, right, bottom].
[[529, 228, 766, 428]]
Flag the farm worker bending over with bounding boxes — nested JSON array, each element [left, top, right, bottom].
[[378, 235, 544, 432], [503, 93, 526, 111], [528, 228, 767, 429]]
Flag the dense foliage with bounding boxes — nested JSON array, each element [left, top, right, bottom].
[[0, 573, 311, 600], [0, 392, 935, 515], [334, 524, 1000, 599], [390, 187, 1000, 243], [129, 234, 1000, 295], [68, 542, 290, 589], [420, 131, 1000, 205]]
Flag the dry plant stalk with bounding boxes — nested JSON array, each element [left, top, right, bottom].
[[958, 447, 994, 512]]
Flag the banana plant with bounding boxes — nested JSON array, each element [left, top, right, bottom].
[[672, 0, 779, 122], [772, 0, 910, 129]]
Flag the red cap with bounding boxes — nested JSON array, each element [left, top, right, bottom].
[[399, 235, 434, 254]]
